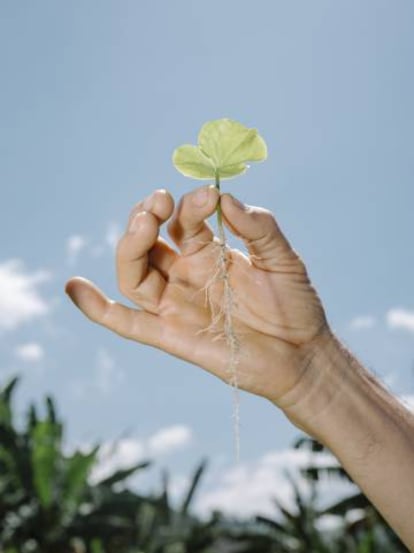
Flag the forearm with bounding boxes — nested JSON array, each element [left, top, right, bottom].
[[277, 332, 414, 550]]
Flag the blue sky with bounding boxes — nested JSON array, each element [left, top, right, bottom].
[[1, 1, 413, 517]]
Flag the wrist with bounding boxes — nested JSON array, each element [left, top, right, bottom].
[[274, 328, 347, 440], [275, 329, 414, 458], [274, 329, 414, 548]]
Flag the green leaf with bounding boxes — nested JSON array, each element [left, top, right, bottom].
[[31, 420, 62, 508], [46, 396, 57, 424], [27, 404, 38, 431], [90, 538, 105, 553], [97, 460, 151, 488], [62, 447, 99, 517], [199, 119, 267, 168], [0, 402, 11, 428], [322, 492, 369, 516], [180, 458, 207, 515], [0, 376, 19, 427], [216, 162, 247, 179], [255, 514, 289, 534], [172, 118, 267, 181], [172, 144, 215, 179]]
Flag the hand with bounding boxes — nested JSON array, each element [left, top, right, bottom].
[[65, 186, 329, 405]]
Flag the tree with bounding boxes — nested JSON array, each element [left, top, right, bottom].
[[0, 377, 409, 553]]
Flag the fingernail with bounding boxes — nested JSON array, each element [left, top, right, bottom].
[[192, 186, 210, 207], [230, 194, 246, 210], [129, 212, 145, 233]]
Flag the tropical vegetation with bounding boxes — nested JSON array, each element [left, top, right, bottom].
[[0, 377, 408, 552]]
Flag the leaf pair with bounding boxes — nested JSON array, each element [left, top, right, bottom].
[[173, 118, 267, 180]]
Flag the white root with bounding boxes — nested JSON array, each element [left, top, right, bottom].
[[198, 237, 242, 463]]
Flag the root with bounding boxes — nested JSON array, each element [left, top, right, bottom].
[[198, 238, 242, 463]]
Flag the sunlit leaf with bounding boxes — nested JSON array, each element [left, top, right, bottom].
[[199, 119, 267, 168], [216, 162, 247, 178], [172, 144, 215, 179], [172, 118, 267, 180]]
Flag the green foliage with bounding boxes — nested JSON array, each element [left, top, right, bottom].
[[0, 379, 408, 553], [172, 118, 267, 180], [251, 475, 333, 553], [31, 419, 62, 508], [0, 378, 222, 553], [0, 377, 19, 428], [0, 377, 151, 552]]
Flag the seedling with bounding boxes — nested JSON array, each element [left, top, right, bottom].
[[173, 118, 267, 461]]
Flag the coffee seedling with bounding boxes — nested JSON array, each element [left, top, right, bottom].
[[173, 118, 267, 460]]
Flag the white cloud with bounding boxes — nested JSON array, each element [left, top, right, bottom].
[[89, 424, 193, 485], [66, 235, 87, 266], [90, 438, 146, 484], [78, 438, 359, 520], [65, 224, 121, 265], [195, 448, 357, 519], [345, 508, 367, 525], [349, 315, 376, 330], [315, 514, 344, 535], [148, 425, 193, 456], [14, 342, 44, 362], [105, 222, 122, 250], [76, 221, 122, 259], [0, 260, 51, 331], [386, 308, 414, 334]]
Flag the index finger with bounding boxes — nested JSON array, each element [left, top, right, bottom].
[[117, 190, 175, 311]]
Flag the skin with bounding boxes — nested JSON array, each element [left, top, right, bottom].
[[66, 185, 414, 549]]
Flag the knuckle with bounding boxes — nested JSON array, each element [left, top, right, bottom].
[[167, 199, 184, 233], [277, 251, 308, 275], [128, 201, 144, 222], [249, 208, 276, 232], [167, 212, 200, 243], [101, 300, 115, 326], [248, 228, 276, 255], [117, 279, 129, 297], [250, 206, 274, 221], [261, 210, 278, 231], [118, 280, 142, 303], [287, 254, 307, 275], [131, 201, 143, 214], [183, 189, 196, 204], [293, 253, 307, 272], [247, 211, 278, 246]]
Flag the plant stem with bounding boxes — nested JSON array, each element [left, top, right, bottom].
[[214, 172, 226, 245], [214, 171, 241, 463]]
